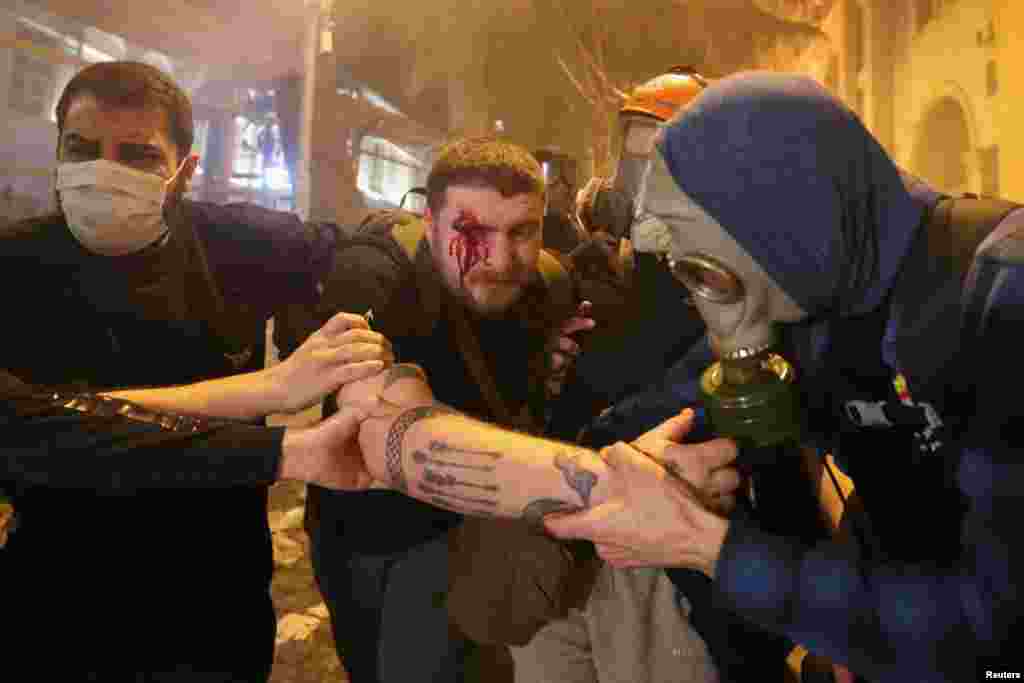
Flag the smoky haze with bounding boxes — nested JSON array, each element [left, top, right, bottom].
[[0, 0, 1012, 679], [0, 0, 1006, 228]]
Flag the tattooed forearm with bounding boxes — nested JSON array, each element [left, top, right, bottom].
[[521, 498, 582, 528], [554, 452, 598, 507], [418, 484, 498, 508], [382, 363, 428, 389], [412, 450, 495, 472], [385, 404, 455, 492], [428, 441, 502, 459], [423, 468, 499, 492], [428, 498, 498, 519]]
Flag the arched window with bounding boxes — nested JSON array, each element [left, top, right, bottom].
[[913, 97, 972, 195]]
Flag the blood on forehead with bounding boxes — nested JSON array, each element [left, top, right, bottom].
[[448, 209, 491, 284]]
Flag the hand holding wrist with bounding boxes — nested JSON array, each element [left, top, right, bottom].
[[278, 400, 373, 490], [278, 425, 318, 483], [273, 311, 393, 414]]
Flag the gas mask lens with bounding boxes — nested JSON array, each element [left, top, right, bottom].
[[622, 118, 661, 155], [666, 252, 744, 304]]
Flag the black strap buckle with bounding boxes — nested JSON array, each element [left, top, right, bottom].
[[54, 392, 209, 432], [843, 399, 947, 459]]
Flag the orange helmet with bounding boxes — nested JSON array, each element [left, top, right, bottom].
[[578, 67, 709, 239], [620, 66, 709, 123]]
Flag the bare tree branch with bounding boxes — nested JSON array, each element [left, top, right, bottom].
[[547, 0, 633, 178], [556, 53, 597, 106]]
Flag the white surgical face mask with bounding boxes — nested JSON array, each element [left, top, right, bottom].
[[56, 158, 182, 256], [633, 152, 806, 359]]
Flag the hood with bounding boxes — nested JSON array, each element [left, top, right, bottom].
[[657, 71, 926, 318]]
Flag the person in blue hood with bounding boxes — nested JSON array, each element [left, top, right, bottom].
[[545, 71, 1024, 682]]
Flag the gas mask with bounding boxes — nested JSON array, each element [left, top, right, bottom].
[[615, 115, 662, 207], [633, 151, 809, 455], [577, 115, 662, 240], [633, 152, 806, 359], [56, 158, 186, 256], [634, 151, 831, 551]]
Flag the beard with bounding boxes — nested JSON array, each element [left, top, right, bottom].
[[428, 222, 534, 317], [448, 267, 530, 317]]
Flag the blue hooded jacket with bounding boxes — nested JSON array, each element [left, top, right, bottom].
[[646, 72, 1024, 681]]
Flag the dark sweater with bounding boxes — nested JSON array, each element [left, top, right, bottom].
[[278, 233, 557, 555], [0, 201, 334, 676]]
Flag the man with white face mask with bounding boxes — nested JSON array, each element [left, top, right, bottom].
[[0, 61, 394, 681], [55, 151, 189, 255], [546, 72, 1024, 682]]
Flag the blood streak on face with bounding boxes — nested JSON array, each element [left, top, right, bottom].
[[449, 209, 491, 285]]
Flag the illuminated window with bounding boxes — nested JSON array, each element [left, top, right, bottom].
[[357, 136, 426, 206], [229, 114, 291, 204], [368, 142, 385, 194], [191, 120, 210, 174], [81, 44, 115, 63], [9, 21, 60, 118], [231, 116, 261, 188]]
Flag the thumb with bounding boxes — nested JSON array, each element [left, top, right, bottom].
[[602, 441, 665, 479], [682, 437, 739, 472], [325, 400, 370, 435], [636, 408, 696, 448], [322, 311, 367, 337], [560, 315, 596, 337], [543, 506, 603, 541]]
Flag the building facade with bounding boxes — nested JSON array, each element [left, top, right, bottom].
[[0, 0, 439, 229], [813, 0, 1010, 199]]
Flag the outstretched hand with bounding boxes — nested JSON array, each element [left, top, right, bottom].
[[631, 410, 741, 515], [282, 362, 438, 491], [547, 300, 595, 397], [269, 311, 394, 413], [281, 401, 378, 491], [544, 410, 739, 576]]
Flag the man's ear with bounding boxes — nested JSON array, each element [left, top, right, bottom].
[[179, 154, 199, 188], [423, 206, 435, 246], [163, 155, 199, 217]]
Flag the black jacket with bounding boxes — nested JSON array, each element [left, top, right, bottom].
[[0, 201, 335, 675], [278, 223, 570, 555]]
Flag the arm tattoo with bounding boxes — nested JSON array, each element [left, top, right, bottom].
[[412, 450, 495, 472], [428, 441, 502, 459], [385, 404, 454, 492], [428, 497, 498, 519], [382, 363, 427, 389], [554, 451, 598, 507], [418, 484, 497, 508], [521, 498, 582, 528], [423, 468, 499, 492]]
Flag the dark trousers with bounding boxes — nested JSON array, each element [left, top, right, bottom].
[[310, 526, 474, 682], [8, 589, 275, 683]]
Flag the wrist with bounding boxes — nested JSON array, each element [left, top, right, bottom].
[[584, 446, 615, 509], [259, 364, 294, 414], [279, 425, 318, 483], [697, 513, 730, 579]]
